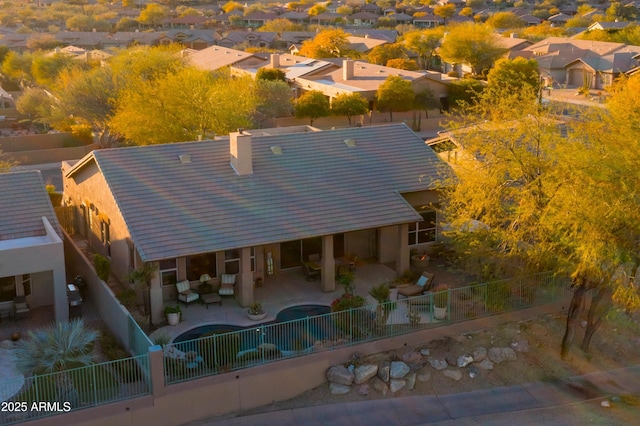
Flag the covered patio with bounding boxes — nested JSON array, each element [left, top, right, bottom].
[[154, 262, 400, 341]]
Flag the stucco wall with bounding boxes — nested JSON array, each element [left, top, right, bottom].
[[62, 160, 131, 283]]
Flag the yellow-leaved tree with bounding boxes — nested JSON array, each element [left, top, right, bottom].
[[438, 76, 640, 359]]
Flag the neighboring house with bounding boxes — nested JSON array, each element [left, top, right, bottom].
[[515, 37, 640, 89], [0, 171, 67, 322], [346, 29, 399, 43], [61, 124, 448, 325], [295, 59, 453, 107], [585, 21, 633, 32], [242, 12, 278, 28], [495, 35, 533, 54], [217, 31, 278, 49], [347, 11, 380, 26], [232, 53, 338, 87], [346, 35, 388, 54], [0, 86, 15, 108], [187, 45, 264, 72], [547, 13, 571, 26], [309, 12, 343, 26], [413, 13, 444, 28]]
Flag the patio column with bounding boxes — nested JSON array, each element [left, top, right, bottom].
[[396, 223, 410, 277], [321, 235, 335, 292], [150, 269, 163, 325], [237, 247, 253, 307]]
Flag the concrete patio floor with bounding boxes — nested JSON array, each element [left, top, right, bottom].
[[151, 262, 401, 343]]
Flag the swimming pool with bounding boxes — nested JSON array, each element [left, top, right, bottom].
[[173, 304, 335, 353]]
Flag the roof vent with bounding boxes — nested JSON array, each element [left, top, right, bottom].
[[179, 154, 191, 164], [270, 146, 282, 155], [344, 139, 356, 148]]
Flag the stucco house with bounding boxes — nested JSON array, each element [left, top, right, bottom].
[[296, 59, 454, 107], [0, 171, 67, 322], [61, 124, 448, 325], [514, 37, 640, 89]]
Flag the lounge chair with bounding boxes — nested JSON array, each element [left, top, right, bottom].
[[13, 296, 30, 319], [396, 271, 435, 300], [218, 274, 236, 297], [176, 280, 200, 307], [303, 262, 320, 281]]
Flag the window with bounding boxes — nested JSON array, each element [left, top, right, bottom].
[[159, 259, 177, 287], [0, 276, 16, 302], [186, 253, 217, 281], [100, 221, 111, 257], [224, 248, 255, 274], [408, 209, 437, 245]]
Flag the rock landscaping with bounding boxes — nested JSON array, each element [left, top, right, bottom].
[[326, 340, 521, 396]]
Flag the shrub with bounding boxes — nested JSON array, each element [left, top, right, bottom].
[[199, 331, 241, 370], [116, 288, 137, 307], [331, 293, 366, 312], [94, 254, 110, 281]]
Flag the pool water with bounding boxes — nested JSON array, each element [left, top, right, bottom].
[[173, 304, 334, 353]]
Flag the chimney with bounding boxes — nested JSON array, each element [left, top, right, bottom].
[[270, 53, 280, 68], [230, 129, 253, 175], [343, 59, 354, 81]]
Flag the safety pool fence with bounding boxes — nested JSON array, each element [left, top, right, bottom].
[[164, 271, 571, 385]]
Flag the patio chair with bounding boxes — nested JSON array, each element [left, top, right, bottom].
[[348, 254, 358, 272], [13, 296, 30, 320], [176, 280, 199, 307], [396, 271, 435, 300], [303, 262, 320, 281], [218, 274, 236, 297]]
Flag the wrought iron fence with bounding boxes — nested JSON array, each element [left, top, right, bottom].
[[164, 272, 571, 385], [0, 354, 150, 425]]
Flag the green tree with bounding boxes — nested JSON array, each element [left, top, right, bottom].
[[222, 1, 244, 13], [255, 79, 293, 127], [298, 29, 351, 59], [486, 57, 540, 95], [111, 69, 257, 144], [307, 4, 327, 16], [433, 4, 456, 23], [447, 78, 485, 109], [31, 53, 79, 88], [376, 75, 415, 122], [386, 58, 419, 70], [439, 23, 507, 75], [412, 88, 439, 130], [439, 78, 640, 360], [330, 92, 369, 125], [294, 90, 330, 125], [16, 87, 55, 131], [403, 28, 444, 70], [1, 51, 34, 86], [256, 67, 287, 82], [258, 18, 304, 32], [486, 12, 526, 29], [138, 3, 168, 27], [367, 43, 406, 66]]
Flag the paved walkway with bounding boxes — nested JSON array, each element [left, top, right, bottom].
[[194, 365, 640, 425]]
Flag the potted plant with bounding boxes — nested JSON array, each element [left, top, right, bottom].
[[432, 285, 449, 320], [165, 305, 181, 326], [248, 302, 266, 321]]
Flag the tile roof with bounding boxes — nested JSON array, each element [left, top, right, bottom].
[[0, 171, 61, 241], [188, 45, 257, 70], [67, 124, 446, 261]]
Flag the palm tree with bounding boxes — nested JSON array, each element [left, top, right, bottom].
[[15, 319, 99, 405], [126, 262, 157, 316]]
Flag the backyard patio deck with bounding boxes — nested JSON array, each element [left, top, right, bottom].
[[153, 262, 404, 342]]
